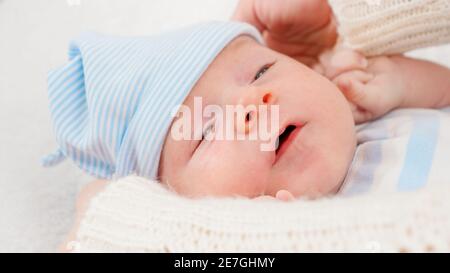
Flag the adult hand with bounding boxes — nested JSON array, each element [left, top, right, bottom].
[[232, 0, 337, 66]]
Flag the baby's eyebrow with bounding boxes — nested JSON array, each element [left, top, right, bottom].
[[232, 49, 270, 84], [234, 61, 256, 84]]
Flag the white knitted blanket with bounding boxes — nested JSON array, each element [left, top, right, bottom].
[[76, 176, 450, 252], [329, 0, 450, 56]]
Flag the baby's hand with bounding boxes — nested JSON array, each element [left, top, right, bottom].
[[318, 48, 407, 124]]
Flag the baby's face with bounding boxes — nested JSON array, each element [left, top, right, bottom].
[[159, 36, 356, 198]]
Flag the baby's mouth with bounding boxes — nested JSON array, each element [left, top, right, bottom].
[[274, 124, 302, 163]]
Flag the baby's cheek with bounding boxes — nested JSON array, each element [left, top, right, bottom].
[[208, 152, 268, 197], [302, 151, 348, 196], [199, 142, 268, 196]]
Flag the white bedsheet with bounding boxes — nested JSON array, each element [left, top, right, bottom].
[[340, 107, 450, 196], [0, 0, 449, 252]]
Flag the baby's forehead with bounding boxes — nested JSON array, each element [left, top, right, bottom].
[[213, 35, 264, 62], [207, 36, 272, 77]]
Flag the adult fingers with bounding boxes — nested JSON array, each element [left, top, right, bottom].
[[232, 0, 265, 31]]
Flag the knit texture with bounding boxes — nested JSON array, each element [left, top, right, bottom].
[[74, 176, 450, 252], [329, 0, 450, 56]]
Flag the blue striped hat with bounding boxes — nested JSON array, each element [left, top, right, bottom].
[[42, 21, 263, 180]]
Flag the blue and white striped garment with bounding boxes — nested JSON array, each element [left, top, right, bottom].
[[339, 107, 450, 196], [42, 21, 263, 180]]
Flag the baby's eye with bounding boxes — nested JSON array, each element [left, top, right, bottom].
[[254, 64, 272, 81], [202, 122, 215, 141]]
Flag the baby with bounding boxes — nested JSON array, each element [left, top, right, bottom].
[[158, 33, 356, 199], [159, 31, 450, 199], [43, 21, 450, 200]]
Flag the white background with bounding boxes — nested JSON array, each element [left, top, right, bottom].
[[0, 0, 449, 252]]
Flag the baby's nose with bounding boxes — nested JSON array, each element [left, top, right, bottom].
[[235, 90, 275, 135], [238, 89, 275, 106]]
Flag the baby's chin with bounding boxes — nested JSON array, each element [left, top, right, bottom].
[[267, 135, 356, 198], [301, 138, 356, 198], [266, 170, 347, 199], [278, 168, 349, 198]]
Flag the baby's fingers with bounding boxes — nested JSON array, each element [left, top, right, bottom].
[[253, 190, 296, 202], [320, 48, 368, 80], [352, 106, 375, 124], [334, 72, 377, 123], [275, 190, 295, 202], [346, 101, 368, 124], [253, 195, 276, 201], [334, 71, 373, 106]]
